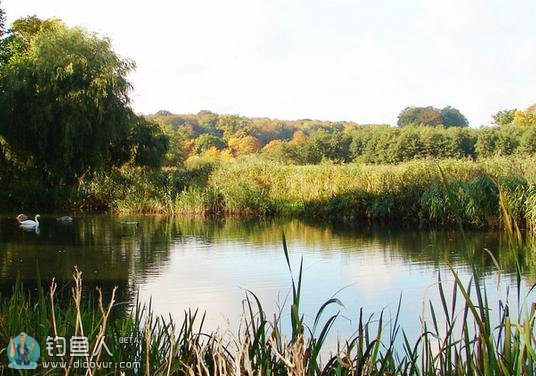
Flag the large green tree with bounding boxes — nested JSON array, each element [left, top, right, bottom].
[[0, 18, 144, 184], [397, 106, 443, 127], [397, 106, 468, 127], [440, 106, 469, 127]]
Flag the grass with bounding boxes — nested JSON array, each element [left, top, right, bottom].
[[2, 156, 535, 229], [0, 235, 535, 375], [1, 156, 535, 374], [71, 156, 536, 229]]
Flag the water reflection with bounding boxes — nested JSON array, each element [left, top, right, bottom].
[[0, 215, 533, 343]]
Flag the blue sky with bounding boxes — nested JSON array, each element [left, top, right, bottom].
[[3, 0, 536, 126]]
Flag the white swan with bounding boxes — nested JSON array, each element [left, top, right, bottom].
[[19, 214, 40, 229]]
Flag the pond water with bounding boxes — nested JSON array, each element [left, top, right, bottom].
[[0, 214, 533, 349]]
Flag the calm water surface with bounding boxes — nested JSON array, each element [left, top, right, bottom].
[[0, 214, 533, 347]]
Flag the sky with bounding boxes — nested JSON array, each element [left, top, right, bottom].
[[3, 0, 536, 126]]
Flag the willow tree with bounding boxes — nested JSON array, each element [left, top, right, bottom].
[[0, 18, 136, 185]]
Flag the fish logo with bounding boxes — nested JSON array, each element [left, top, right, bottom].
[[7, 332, 40, 369]]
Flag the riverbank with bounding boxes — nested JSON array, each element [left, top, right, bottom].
[[84, 156, 536, 229], [2, 156, 535, 229]]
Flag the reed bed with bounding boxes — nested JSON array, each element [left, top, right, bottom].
[[1, 235, 535, 375], [78, 156, 536, 229]]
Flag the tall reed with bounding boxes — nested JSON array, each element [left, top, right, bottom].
[[73, 156, 536, 229]]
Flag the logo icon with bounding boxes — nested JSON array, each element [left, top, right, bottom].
[[7, 332, 40, 369]]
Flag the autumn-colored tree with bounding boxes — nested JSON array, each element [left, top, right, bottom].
[[262, 139, 283, 151], [256, 119, 294, 144], [182, 139, 196, 159], [397, 106, 442, 127], [228, 136, 261, 156], [203, 146, 221, 160], [513, 104, 536, 127], [290, 130, 307, 145]]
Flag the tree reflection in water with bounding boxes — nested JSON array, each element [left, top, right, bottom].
[[0, 215, 534, 317]]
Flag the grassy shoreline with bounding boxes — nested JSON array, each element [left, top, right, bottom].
[[85, 156, 536, 229], [2, 156, 535, 230]]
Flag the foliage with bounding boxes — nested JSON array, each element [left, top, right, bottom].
[[299, 129, 352, 164], [520, 126, 536, 154], [145, 104, 534, 166], [217, 114, 253, 139], [2, 16, 62, 57], [475, 125, 523, 157], [162, 129, 186, 167], [194, 134, 226, 154], [440, 105, 469, 127], [0, 16, 169, 187], [130, 118, 169, 168], [0, 2, 7, 64], [0, 20, 130, 184], [347, 125, 476, 163], [262, 140, 300, 164], [0, 9, 535, 219], [0, 3, 4, 37], [397, 105, 468, 127], [397, 106, 443, 127], [147, 108, 535, 166], [492, 108, 517, 126], [228, 135, 261, 156], [60, 157, 534, 230], [513, 105, 536, 127], [4, 156, 534, 230]]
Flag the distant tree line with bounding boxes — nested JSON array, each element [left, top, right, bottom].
[[149, 104, 536, 166]]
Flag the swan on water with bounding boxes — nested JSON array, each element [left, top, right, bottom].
[[19, 214, 40, 229]]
